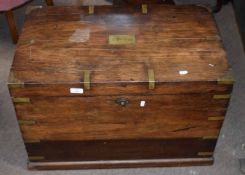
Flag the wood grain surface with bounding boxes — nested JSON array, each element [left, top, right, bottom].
[[9, 82, 232, 97], [16, 94, 228, 140], [9, 5, 230, 85], [25, 139, 216, 162], [8, 5, 233, 169]]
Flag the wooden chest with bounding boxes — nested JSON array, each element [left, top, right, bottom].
[[8, 4, 234, 170]]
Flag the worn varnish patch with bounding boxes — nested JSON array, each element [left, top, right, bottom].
[[69, 28, 90, 43]]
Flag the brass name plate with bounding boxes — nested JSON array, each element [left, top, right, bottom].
[[109, 35, 135, 45]]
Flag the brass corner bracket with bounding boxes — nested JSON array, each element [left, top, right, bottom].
[[8, 72, 25, 88], [198, 152, 213, 156], [217, 70, 235, 85], [12, 97, 31, 103], [213, 94, 231, 99], [29, 156, 45, 161], [18, 120, 36, 125]]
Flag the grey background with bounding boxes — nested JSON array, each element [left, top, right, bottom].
[[0, 0, 245, 174], [233, 0, 245, 48]]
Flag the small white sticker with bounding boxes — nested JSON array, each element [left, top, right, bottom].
[[70, 88, 84, 94], [140, 101, 146, 107], [179, 70, 188, 75]]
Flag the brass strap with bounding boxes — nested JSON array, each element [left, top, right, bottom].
[[142, 4, 148, 14], [148, 69, 155, 89], [89, 5, 94, 14], [84, 70, 91, 90], [217, 70, 235, 85], [12, 97, 30, 103], [8, 72, 25, 88]]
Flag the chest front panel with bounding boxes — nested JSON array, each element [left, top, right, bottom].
[[15, 94, 228, 141]]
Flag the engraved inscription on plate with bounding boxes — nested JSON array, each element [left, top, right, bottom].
[[109, 35, 136, 45]]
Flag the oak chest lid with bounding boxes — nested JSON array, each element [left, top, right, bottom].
[[9, 5, 232, 92]]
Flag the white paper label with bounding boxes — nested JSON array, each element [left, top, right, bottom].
[[179, 70, 188, 75], [70, 88, 84, 94], [140, 101, 146, 107]]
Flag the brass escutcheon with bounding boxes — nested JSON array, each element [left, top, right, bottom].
[[116, 98, 129, 107]]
